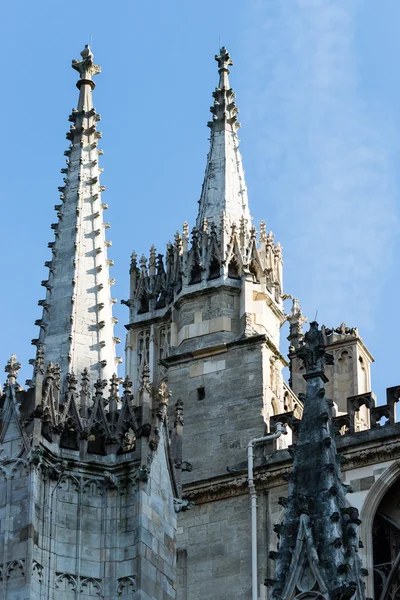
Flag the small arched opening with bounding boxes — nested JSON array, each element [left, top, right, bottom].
[[360, 461, 400, 599], [372, 477, 400, 600]]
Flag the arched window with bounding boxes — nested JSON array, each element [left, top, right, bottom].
[[372, 477, 400, 600]]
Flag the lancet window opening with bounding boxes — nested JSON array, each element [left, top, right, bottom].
[[372, 476, 400, 600]]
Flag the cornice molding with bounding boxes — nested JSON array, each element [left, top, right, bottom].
[[183, 435, 400, 504]]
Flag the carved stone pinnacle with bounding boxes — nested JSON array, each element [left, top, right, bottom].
[[72, 45, 101, 85], [5, 354, 21, 385]]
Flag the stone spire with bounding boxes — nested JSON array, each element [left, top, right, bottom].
[[34, 45, 119, 388], [270, 322, 366, 600], [196, 47, 251, 230]]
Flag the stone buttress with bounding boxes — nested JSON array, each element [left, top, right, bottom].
[[0, 47, 180, 600]]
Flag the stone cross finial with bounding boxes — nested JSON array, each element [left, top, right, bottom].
[[80, 367, 90, 395], [215, 46, 233, 72], [215, 47, 233, 90], [139, 255, 147, 274], [109, 373, 120, 398], [72, 45, 101, 85], [296, 321, 333, 377], [260, 220, 267, 241], [122, 375, 133, 397], [66, 371, 78, 391], [5, 354, 21, 385], [129, 252, 138, 278], [94, 378, 107, 397], [287, 298, 307, 341]]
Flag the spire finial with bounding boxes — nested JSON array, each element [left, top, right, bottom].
[[215, 46, 233, 89], [72, 45, 101, 89], [5, 354, 21, 385]]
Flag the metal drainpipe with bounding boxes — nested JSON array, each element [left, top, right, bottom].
[[247, 422, 286, 600]]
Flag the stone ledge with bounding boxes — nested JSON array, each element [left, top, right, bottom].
[[183, 424, 400, 504]]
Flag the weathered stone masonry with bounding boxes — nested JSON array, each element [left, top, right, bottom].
[[2, 42, 400, 600]]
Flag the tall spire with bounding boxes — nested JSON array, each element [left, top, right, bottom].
[[34, 45, 119, 388], [270, 323, 365, 600], [196, 47, 251, 230]]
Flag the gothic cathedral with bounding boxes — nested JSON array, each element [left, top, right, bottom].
[[0, 45, 399, 600]]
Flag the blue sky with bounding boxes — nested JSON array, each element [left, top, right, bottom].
[[0, 0, 399, 402]]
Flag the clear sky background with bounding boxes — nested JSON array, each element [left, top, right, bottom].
[[0, 0, 399, 402]]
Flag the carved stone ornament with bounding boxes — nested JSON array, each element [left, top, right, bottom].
[[72, 45, 101, 82], [103, 471, 118, 490], [174, 399, 184, 426], [122, 428, 136, 452], [117, 575, 136, 595], [174, 498, 195, 512], [4, 354, 21, 385], [296, 321, 334, 376], [28, 446, 43, 466]]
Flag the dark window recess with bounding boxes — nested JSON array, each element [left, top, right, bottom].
[[189, 265, 202, 285], [60, 430, 78, 450], [208, 258, 220, 280], [228, 259, 240, 279], [87, 430, 106, 455], [197, 387, 205, 401], [138, 294, 149, 314]]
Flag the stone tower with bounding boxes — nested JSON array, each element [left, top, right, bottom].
[[288, 301, 374, 432], [124, 47, 292, 599], [0, 46, 179, 600]]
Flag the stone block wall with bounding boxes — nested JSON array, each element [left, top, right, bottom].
[[177, 492, 273, 600], [168, 341, 267, 483]]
